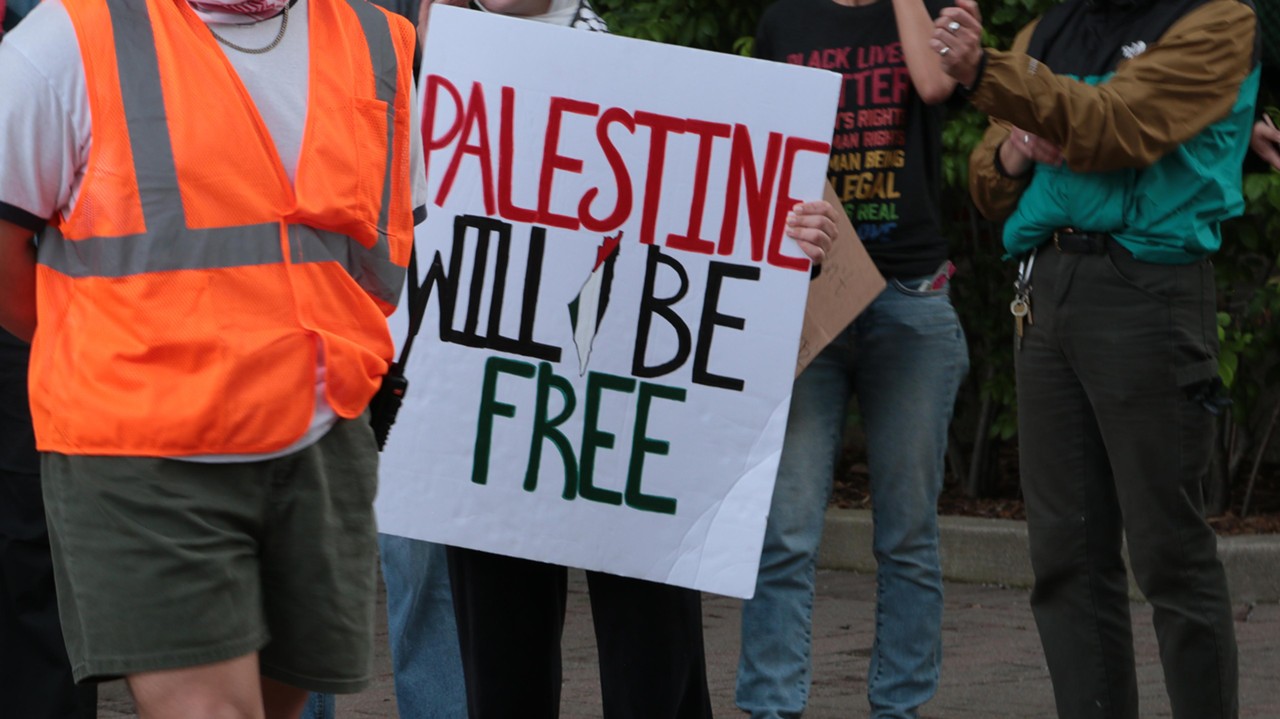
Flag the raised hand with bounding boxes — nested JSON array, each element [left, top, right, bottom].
[[929, 0, 984, 88]]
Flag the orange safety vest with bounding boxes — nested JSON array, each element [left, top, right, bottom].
[[32, 0, 416, 456]]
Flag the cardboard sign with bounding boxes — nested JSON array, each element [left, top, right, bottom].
[[376, 6, 840, 598], [795, 184, 886, 376]]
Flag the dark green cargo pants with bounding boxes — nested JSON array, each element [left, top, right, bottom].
[[1015, 241, 1237, 719]]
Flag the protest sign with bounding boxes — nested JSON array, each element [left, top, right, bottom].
[[376, 6, 841, 598]]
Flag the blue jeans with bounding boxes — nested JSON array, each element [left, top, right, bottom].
[[736, 280, 968, 719], [301, 692, 334, 718], [303, 534, 467, 719]]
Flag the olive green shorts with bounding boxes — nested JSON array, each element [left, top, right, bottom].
[[41, 416, 380, 694]]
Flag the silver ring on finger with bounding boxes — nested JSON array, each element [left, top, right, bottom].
[[947, 20, 961, 33], [1023, 134, 1030, 144], [939, 46, 951, 56]]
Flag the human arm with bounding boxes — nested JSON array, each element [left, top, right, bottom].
[[964, 19, 1046, 221], [786, 200, 840, 266], [0, 7, 85, 340], [0, 221, 37, 342], [938, 0, 1257, 173], [895, 0, 956, 104]]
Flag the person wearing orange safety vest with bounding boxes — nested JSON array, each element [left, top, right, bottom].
[[0, 0, 425, 715]]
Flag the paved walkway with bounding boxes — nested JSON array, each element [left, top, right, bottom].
[[99, 568, 1280, 718]]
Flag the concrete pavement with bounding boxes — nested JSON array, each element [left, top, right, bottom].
[[98, 510, 1280, 717]]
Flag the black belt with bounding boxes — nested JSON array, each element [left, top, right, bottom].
[[1051, 229, 1111, 254]]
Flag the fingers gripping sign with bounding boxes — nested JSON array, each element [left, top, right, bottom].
[[786, 200, 840, 266]]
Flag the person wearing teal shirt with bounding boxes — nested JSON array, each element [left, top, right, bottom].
[[937, 0, 1258, 716]]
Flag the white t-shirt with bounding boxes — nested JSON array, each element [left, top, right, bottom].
[[0, 0, 428, 460]]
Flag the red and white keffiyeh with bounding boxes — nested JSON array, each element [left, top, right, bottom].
[[187, 0, 289, 24]]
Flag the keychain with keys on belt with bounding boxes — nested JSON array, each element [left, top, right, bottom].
[[1012, 250, 1035, 350]]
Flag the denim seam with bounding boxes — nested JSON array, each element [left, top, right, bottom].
[[795, 555, 818, 704], [870, 500, 886, 693]]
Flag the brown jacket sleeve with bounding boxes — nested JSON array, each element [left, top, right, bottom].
[[971, 0, 1256, 178], [968, 21, 1038, 222]]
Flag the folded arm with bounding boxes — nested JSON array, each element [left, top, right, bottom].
[[0, 220, 38, 341], [965, 0, 1256, 174]]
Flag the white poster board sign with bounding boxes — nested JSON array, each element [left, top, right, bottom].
[[377, 6, 840, 599]]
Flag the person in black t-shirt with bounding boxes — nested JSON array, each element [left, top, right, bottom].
[[738, 1, 969, 718]]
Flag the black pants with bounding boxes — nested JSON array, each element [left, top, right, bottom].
[[1, 341, 96, 718], [447, 547, 713, 719], [0, 469, 98, 718], [1015, 243, 1237, 718]]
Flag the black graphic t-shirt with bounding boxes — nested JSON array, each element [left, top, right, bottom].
[[756, 0, 950, 279]]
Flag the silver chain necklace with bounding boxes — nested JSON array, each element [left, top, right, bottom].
[[207, 2, 289, 55]]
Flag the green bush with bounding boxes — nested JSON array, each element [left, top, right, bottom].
[[591, 0, 763, 55]]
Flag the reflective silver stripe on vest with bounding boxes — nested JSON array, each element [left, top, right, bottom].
[[290, 226, 403, 306], [108, 0, 181, 237], [40, 224, 285, 278], [39, 0, 403, 307], [343, 0, 399, 247]]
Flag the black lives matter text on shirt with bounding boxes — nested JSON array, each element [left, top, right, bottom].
[[756, 0, 950, 279]]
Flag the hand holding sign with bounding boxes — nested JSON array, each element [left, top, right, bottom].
[[786, 200, 840, 266]]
